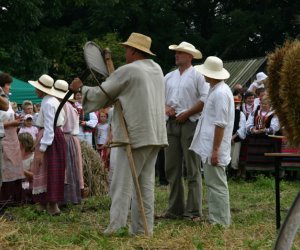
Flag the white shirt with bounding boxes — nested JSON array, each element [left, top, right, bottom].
[[96, 123, 110, 145], [190, 81, 235, 166], [35, 95, 65, 152], [236, 110, 247, 140], [79, 112, 98, 134], [165, 66, 209, 122]]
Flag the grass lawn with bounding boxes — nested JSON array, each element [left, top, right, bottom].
[[1, 175, 300, 249]]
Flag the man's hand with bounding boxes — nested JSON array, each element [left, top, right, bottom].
[[176, 111, 189, 123], [69, 78, 83, 92], [211, 149, 219, 166], [165, 106, 176, 117]]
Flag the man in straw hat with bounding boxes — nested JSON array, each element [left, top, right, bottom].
[[69, 32, 168, 235], [28, 74, 67, 215], [163, 41, 209, 220], [190, 56, 234, 226]]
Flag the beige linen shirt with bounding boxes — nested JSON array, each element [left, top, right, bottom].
[[82, 59, 168, 149]]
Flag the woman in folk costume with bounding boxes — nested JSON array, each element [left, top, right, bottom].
[[53, 80, 84, 204], [246, 95, 280, 135], [241, 91, 256, 120], [28, 74, 66, 215], [0, 73, 24, 204]]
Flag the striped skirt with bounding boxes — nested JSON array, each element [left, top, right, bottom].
[[33, 128, 66, 203], [63, 134, 82, 204]]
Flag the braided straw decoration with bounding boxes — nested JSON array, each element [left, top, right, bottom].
[[267, 39, 300, 148], [279, 40, 300, 148], [266, 41, 294, 140]]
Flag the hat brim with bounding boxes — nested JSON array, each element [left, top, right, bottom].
[[194, 65, 230, 80], [28, 80, 56, 97], [169, 45, 202, 59], [28, 80, 74, 100], [121, 42, 156, 56]]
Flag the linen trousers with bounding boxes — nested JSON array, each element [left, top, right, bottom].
[[230, 141, 242, 170], [106, 145, 160, 235], [203, 161, 231, 226], [165, 119, 202, 217]]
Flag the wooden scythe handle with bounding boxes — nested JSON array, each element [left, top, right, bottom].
[[103, 48, 149, 236]]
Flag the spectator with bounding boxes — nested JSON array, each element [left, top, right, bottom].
[[164, 41, 209, 220], [254, 87, 266, 108], [241, 91, 256, 119], [96, 111, 110, 170], [0, 82, 9, 189], [229, 95, 246, 178], [247, 72, 268, 93], [18, 114, 39, 141], [246, 95, 280, 135], [22, 100, 34, 115], [191, 56, 234, 226], [0, 72, 24, 204], [18, 132, 34, 203]]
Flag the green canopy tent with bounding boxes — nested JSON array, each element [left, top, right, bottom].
[[9, 76, 41, 104]]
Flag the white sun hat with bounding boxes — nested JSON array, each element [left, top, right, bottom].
[[194, 56, 230, 80], [53, 79, 74, 100], [168, 41, 202, 59], [255, 72, 268, 83], [28, 74, 55, 96]]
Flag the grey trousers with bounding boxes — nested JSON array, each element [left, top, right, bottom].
[[203, 161, 231, 226], [106, 145, 160, 235], [165, 119, 202, 217]]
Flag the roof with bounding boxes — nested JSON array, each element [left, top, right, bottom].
[[223, 57, 266, 89]]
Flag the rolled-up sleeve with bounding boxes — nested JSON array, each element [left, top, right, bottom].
[[214, 93, 229, 128]]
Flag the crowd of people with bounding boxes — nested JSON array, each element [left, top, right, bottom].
[[0, 32, 295, 237]]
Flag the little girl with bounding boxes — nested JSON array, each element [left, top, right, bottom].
[[18, 132, 34, 203], [18, 114, 39, 141], [96, 111, 110, 169]]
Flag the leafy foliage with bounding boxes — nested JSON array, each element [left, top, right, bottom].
[[0, 0, 299, 79]]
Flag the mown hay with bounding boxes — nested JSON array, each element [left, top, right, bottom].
[[279, 40, 300, 147], [80, 141, 109, 196], [267, 39, 300, 148]]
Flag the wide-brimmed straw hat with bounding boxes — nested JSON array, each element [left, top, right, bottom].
[[53, 80, 74, 100], [121, 32, 156, 56], [255, 72, 268, 83], [28, 74, 55, 96], [194, 56, 230, 80], [169, 41, 202, 59]]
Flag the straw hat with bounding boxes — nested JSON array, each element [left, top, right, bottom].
[[28, 74, 55, 96], [169, 41, 202, 59], [194, 56, 230, 80], [121, 32, 156, 56], [53, 79, 74, 100]]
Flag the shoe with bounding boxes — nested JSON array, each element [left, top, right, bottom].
[[155, 212, 182, 219], [47, 203, 61, 216]]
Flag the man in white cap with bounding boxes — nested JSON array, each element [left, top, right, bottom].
[[163, 41, 209, 220], [69, 32, 168, 236], [190, 56, 234, 226]]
